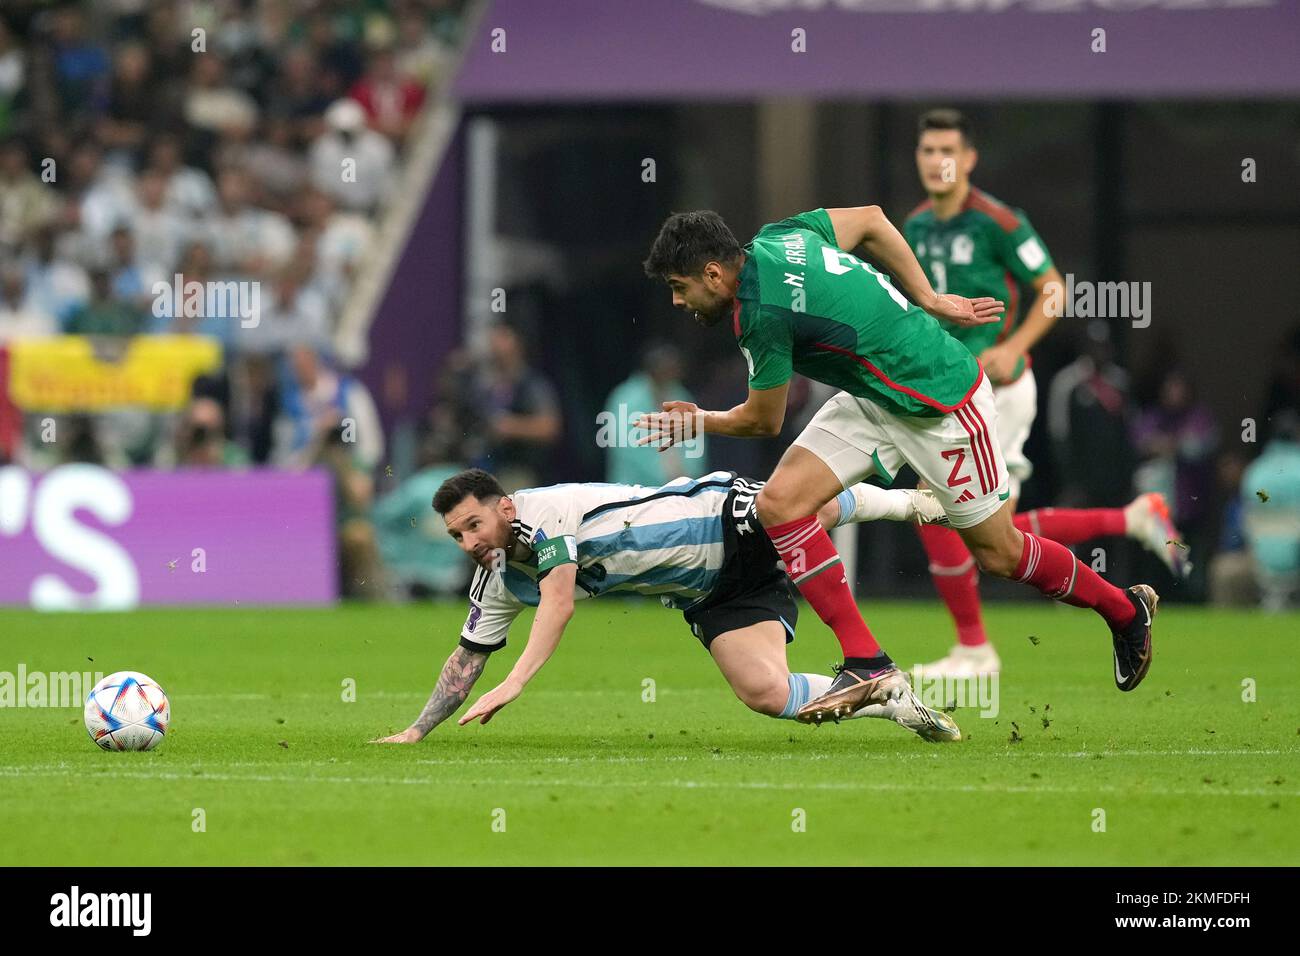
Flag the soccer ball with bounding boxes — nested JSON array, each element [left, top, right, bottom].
[[84, 671, 170, 751]]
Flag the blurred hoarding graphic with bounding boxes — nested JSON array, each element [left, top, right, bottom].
[[7, 336, 223, 413], [0, 466, 336, 609]]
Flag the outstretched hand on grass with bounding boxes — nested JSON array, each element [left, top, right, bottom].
[[370, 728, 422, 744], [458, 679, 522, 725]]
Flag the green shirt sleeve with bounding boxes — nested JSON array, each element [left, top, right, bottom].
[[992, 210, 1054, 285], [769, 208, 838, 247], [737, 302, 794, 392]]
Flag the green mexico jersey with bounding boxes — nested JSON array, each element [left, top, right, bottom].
[[903, 187, 1054, 383], [735, 208, 981, 418]]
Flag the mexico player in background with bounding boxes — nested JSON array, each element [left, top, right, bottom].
[[867, 109, 1187, 678]]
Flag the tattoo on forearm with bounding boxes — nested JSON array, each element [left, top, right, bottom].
[[413, 647, 488, 735]]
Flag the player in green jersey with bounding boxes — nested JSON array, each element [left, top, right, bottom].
[[844, 109, 1188, 679], [641, 202, 1160, 722]]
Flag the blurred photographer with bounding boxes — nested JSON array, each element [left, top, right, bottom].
[[158, 396, 248, 470]]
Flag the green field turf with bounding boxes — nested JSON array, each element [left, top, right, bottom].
[[0, 600, 1296, 866]]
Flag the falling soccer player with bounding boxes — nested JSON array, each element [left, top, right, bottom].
[[639, 199, 1159, 723], [832, 108, 1188, 679], [370, 468, 958, 744]]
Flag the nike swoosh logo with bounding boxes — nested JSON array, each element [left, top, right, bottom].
[[1115, 652, 1129, 685]]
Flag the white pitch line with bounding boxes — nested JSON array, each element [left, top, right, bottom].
[[0, 764, 1294, 799], [179, 688, 722, 701], [0, 748, 1287, 777]]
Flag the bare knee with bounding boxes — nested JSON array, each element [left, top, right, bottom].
[[735, 677, 790, 717], [757, 484, 811, 528], [965, 529, 1024, 578]]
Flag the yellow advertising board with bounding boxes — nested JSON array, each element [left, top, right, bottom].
[[6, 335, 223, 412]]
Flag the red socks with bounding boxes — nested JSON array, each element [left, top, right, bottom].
[[1014, 531, 1135, 629], [916, 524, 987, 647], [1013, 508, 1126, 546], [764, 515, 882, 658]]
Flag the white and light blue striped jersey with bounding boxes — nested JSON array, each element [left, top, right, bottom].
[[459, 471, 739, 651]]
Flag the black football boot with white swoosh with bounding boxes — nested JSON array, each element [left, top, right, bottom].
[[1111, 584, 1158, 691]]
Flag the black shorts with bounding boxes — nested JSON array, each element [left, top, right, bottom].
[[682, 477, 799, 649]]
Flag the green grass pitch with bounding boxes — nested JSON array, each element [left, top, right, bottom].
[[1, 601, 1296, 865]]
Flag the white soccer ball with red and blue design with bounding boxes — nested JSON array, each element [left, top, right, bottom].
[[83, 671, 170, 751]]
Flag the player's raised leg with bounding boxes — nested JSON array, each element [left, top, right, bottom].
[[920, 380, 1158, 692], [832, 482, 1185, 679], [707, 620, 960, 742], [958, 501, 1158, 691], [1014, 493, 1191, 579]]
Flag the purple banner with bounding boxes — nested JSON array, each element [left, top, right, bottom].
[[359, 125, 464, 437], [0, 466, 336, 609], [455, 0, 1300, 101]]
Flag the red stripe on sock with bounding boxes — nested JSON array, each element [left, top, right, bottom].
[[1014, 531, 1134, 630], [764, 514, 881, 658]]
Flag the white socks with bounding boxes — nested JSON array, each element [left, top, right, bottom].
[[831, 484, 914, 526]]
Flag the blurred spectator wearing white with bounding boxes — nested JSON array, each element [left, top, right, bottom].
[[0, 139, 60, 255], [21, 225, 88, 326], [126, 167, 192, 275], [298, 187, 374, 306], [310, 98, 394, 214], [0, 265, 55, 343], [0, 17, 24, 135], [105, 224, 163, 315], [145, 242, 234, 348], [233, 258, 330, 355], [184, 53, 257, 137], [148, 136, 216, 218], [205, 167, 295, 278]]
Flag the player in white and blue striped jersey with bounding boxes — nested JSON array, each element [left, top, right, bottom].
[[371, 468, 959, 745]]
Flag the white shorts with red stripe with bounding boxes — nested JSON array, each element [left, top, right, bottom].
[[793, 376, 1010, 529], [992, 368, 1037, 502]]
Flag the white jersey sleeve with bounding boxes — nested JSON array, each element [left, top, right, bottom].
[[510, 488, 584, 577], [459, 565, 524, 653]]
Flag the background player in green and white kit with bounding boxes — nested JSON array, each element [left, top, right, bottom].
[[370, 468, 957, 743], [844, 109, 1188, 679], [641, 201, 1160, 722]]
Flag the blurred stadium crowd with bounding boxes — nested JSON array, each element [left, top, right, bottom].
[[0, 0, 467, 597]]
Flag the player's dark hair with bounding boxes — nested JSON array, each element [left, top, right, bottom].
[[918, 108, 974, 147], [433, 468, 506, 516], [642, 211, 743, 279]]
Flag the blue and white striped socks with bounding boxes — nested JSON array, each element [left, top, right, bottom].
[[777, 672, 834, 719]]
